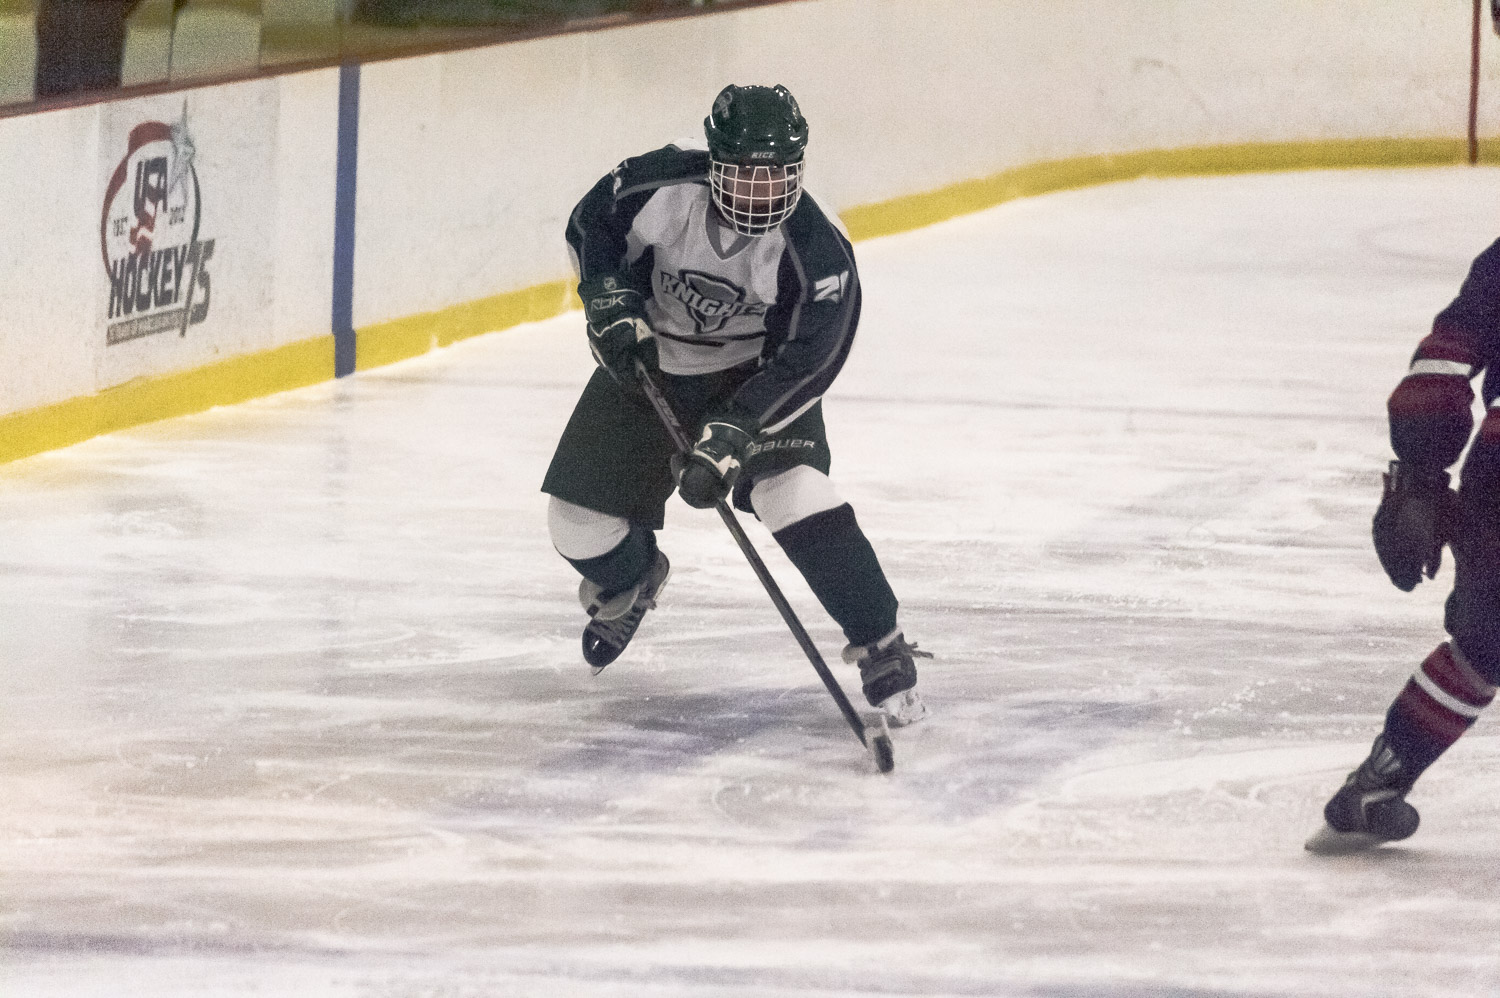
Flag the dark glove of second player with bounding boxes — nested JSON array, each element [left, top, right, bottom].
[[580, 274, 657, 387], [1372, 460, 1459, 591], [676, 408, 758, 509]]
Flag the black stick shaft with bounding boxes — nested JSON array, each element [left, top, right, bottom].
[[635, 365, 868, 745]]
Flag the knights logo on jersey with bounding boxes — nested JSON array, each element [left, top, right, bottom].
[[657, 269, 769, 335]]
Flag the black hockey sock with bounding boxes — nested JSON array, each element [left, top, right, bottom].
[[565, 526, 658, 598], [1382, 641, 1495, 786], [772, 504, 898, 647]]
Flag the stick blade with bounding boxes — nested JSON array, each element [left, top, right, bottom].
[[866, 713, 895, 773]]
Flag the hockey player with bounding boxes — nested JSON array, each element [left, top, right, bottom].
[[540, 84, 929, 725], [1307, 240, 1500, 853]]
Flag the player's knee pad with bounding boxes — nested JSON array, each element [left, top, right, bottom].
[[548, 496, 630, 561], [550, 496, 657, 596], [749, 465, 844, 533]]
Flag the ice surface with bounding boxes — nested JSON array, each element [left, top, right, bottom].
[[6, 168, 1500, 996]]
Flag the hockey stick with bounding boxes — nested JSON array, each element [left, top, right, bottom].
[[633, 362, 894, 772]]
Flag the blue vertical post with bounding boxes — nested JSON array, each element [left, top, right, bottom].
[[331, 61, 361, 377]]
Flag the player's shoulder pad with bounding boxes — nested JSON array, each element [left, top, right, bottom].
[[783, 190, 852, 246], [802, 190, 852, 240], [1461, 235, 1500, 273], [611, 143, 710, 201], [1446, 236, 1500, 317], [782, 190, 857, 291]]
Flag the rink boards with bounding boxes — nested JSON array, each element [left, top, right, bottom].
[[0, 0, 1496, 462]]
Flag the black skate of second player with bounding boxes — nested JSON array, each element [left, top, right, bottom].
[[1307, 238, 1500, 853], [541, 84, 928, 725]]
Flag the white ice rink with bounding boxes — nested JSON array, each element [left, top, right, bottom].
[[6, 168, 1500, 997]]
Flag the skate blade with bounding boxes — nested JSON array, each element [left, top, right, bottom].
[[582, 631, 625, 675], [1304, 823, 1387, 855]]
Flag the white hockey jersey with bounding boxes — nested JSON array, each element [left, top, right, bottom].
[[565, 142, 860, 433]]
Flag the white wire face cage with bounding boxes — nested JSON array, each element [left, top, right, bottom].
[[708, 159, 804, 236]]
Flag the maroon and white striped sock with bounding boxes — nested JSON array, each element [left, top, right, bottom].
[[1384, 641, 1496, 780]]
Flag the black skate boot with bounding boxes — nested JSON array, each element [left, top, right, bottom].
[[580, 550, 670, 673], [1305, 735, 1421, 854], [842, 629, 931, 727]]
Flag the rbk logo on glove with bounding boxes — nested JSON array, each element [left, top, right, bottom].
[[579, 274, 657, 388]]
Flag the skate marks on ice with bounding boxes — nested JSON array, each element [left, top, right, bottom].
[[7, 954, 1282, 998], [10, 170, 1500, 995], [2, 580, 1206, 998]]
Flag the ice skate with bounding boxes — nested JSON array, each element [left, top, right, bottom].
[[579, 550, 671, 673], [843, 630, 931, 727], [1305, 736, 1420, 854]]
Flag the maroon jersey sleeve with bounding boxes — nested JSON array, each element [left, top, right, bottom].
[[1387, 240, 1500, 472]]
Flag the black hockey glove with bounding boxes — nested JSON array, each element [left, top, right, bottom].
[[675, 407, 758, 509], [1372, 460, 1459, 592], [580, 274, 657, 388]]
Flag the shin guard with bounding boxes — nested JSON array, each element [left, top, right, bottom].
[[771, 504, 898, 647]]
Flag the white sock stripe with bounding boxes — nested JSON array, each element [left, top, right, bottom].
[[548, 496, 631, 561], [1407, 358, 1472, 377], [1412, 668, 1487, 718], [749, 465, 844, 533], [1444, 641, 1497, 698]]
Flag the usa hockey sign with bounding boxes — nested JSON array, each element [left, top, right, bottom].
[[100, 103, 215, 347]]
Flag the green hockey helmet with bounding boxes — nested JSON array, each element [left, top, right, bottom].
[[704, 84, 808, 165], [703, 84, 808, 235]]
